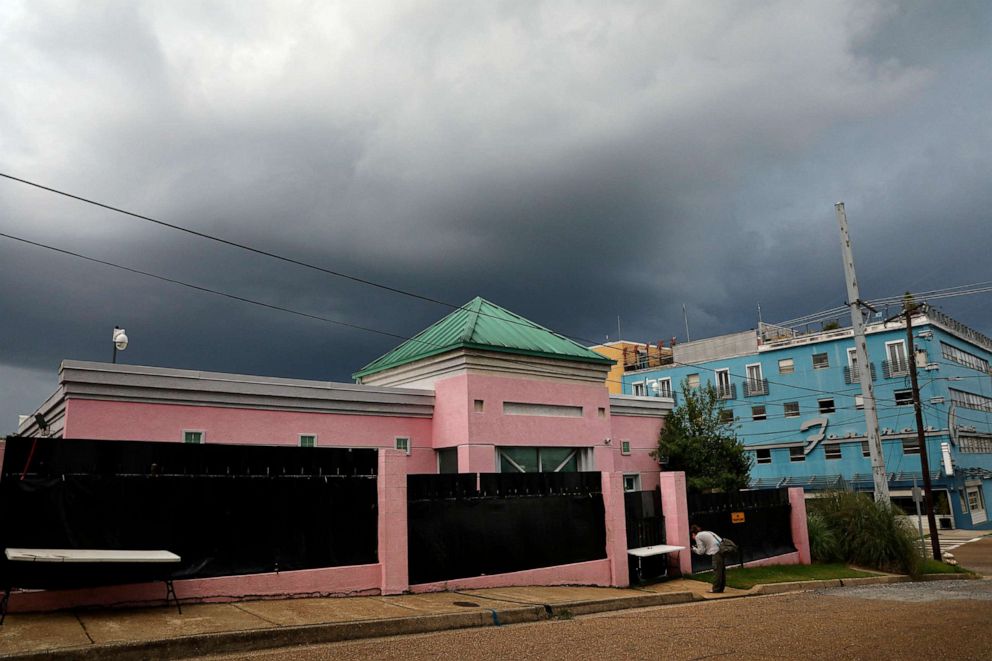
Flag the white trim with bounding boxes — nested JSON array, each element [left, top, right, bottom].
[[394, 436, 411, 455], [656, 377, 673, 398], [182, 429, 205, 444], [622, 474, 641, 492], [298, 433, 317, 447], [846, 347, 858, 368], [620, 440, 631, 456]]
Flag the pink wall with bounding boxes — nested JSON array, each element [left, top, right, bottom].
[[7, 563, 382, 613], [611, 414, 664, 489], [410, 559, 613, 593], [789, 487, 811, 565], [661, 471, 693, 575], [379, 450, 408, 594], [63, 399, 437, 474], [602, 471, 630, 587]]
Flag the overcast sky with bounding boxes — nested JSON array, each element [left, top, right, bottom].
[[1, 1, 990, 432]]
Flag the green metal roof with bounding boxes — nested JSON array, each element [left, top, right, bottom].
[[353, 297, 613, 379]]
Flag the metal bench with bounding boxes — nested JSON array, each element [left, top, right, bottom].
[[1, 548, 182, 624]]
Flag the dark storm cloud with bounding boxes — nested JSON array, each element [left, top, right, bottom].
[[1, 1, 990, 430]]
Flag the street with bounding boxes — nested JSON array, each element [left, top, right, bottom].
[[198, 580, 992, 661]]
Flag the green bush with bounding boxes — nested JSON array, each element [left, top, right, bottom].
[[807, 491, 921, 577]]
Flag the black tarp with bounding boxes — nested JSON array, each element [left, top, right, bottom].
[[407, 472, 607, 585], [0, 438, 378, 589]]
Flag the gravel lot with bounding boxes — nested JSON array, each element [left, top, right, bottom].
[[198, 581, 992, 661]]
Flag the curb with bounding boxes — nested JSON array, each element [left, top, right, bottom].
[[547, 591, 699, 617], [750, 579, 843, 595], [838, 576, 910, 587], [1, 606, 547, 661], [919, 572, 980, 581]]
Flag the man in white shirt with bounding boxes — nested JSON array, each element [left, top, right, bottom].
[[690, 524, 726, 593]]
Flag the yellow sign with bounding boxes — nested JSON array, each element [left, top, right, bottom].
[[731, 511, 745, 524]]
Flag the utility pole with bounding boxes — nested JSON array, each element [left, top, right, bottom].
[[682, 304, 690, 342], [904, 298, 942, 561], [835, 202, 889, 504]]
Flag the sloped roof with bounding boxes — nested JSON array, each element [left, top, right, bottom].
[[353, 297, 613, 379]]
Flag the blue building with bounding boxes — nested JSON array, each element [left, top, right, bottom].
[[620, 305, 992, 530]]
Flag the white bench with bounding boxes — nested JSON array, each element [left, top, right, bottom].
[[2, 548, 182, 624], [627, 544, 686, 582]]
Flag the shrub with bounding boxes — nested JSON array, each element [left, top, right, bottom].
[[807, 491, 921, 577]]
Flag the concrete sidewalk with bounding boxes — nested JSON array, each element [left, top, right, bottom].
[[0, 575, 920, 660]]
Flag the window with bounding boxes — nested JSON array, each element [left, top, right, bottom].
[[751, 405, 766, 421], [395, 437, 411, 454], [941, 342, 990, 373], [812, 353, 829, 370], [818, 398, 836, 414], [855, 395, 864, 410], [716, 369, 732, 399], [847, 347, 858, 370], [657, 378, 673, 398], [183, 430, 203, 444], [498, 447, 581, 473], [437, 448, 458, 474], [959, 436, 992, 454], [598, 407, 606, 418], [686, 373, 700, 389], [968, 487, 986, 512], [621, 440, 631, 455], [778, 358, 794, 375], [950, 388, 992, 413], [886, 341, 909, 376], [474, 399, 485, 412], [719, 409, 734, 423], [824, 445, 842, 460], [902, 439, 920, 455], [623, 474, 641, 492], [755, 448, 771, 464], [790, 447, 805, 462], [632, 382, 646, 396], [299, 434, 316, 448], [745, 363, 766, 395], [783, 402, 800, 418], [861, 441, 871, 457], [894, 389, 914, 406]]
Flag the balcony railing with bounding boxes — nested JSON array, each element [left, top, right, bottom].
[[742, 378, 769, 397], [882, 357, 910, 379], [717, 382, 737, 400], [843, 363, 878, 384]]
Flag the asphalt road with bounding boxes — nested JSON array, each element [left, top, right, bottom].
[[197, 580, 992, 661]]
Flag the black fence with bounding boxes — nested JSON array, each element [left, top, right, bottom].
[[407, 472, 606, 585], [0, 438, 379, 589], [687, 488, 794, 573], [625, 489, 667, 583]]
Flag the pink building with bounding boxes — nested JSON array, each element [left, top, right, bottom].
[[17, 297, 672, 486], [4, 298, 683, 611]]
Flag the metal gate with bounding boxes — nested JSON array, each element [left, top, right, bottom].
[[624, 489, 666, 582]]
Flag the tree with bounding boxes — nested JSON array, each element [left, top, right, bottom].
[[653, 378, 753, 493]]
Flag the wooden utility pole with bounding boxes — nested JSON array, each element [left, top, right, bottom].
[[835, 202, 889, 503], [904, 299, 942, 561]]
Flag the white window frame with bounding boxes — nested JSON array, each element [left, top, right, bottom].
[[893, 389, 914, 406], [686, 373, 700, 389], [183, 429, 204, 444], [394, 436, 411, 455], [657, 378, 673, 399], [755, 448, 772, 464], [847, 347, 858, 369], [855, 395, 864, 410], [751, 405, 767, 421], [778, 358, 794, 375], [299, 433, 317, 448], [812, 353, 829, 370], [716, 368, 732, 399], [886, 340, 908, 374], [783, 401, 800, 418], [632, 381, 646, 396], [620, 440, 631, 455], [623, 474, 641, 492], [818, 398, 836, 414]]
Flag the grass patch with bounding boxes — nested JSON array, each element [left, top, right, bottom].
[[687, 563, 877, 590], [920, 558, 972, 575]]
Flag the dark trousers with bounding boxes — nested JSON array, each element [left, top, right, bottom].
[[711, 551, 726, 592]]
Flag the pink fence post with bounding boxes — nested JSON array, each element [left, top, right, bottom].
[[378, 449, 409, 594], [788, 487, 811, 565], [660, 471, 692, 576], [601, 471, 629, 587]]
